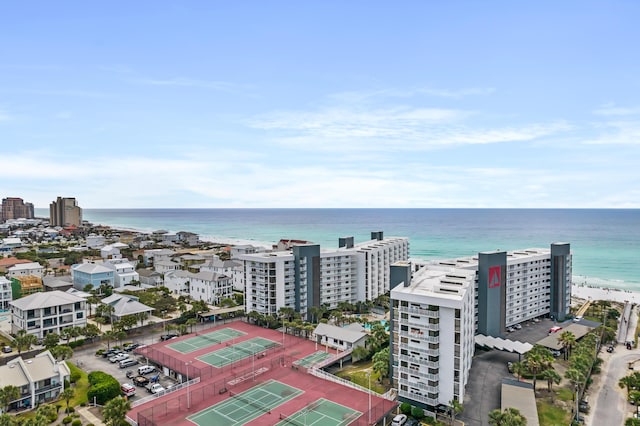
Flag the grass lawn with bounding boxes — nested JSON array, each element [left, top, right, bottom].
[[66, 361, 89, 406], [537, 400, 571, 426], [556, 387, 574, 402], [336, 362, 387, 394]]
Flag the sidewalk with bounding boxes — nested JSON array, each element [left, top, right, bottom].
[[76, 406, 105, 426]]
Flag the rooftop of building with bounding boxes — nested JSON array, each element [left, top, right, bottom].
[[10, 290, 85, 310], [392, 265, 475, 302]]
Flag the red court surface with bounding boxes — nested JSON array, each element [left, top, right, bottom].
[[130, 320, 396, 426]]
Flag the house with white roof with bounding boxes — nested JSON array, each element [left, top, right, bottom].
[[0, 350, 70, 410], [103, 261, 139, 288], [100, 242, 128, 259], [10, 290, 87, 338], [154, 260, 180, 274], [71, 263, 114, 290], [143, 248, 176, 266], [137, 269, 164, 287], [85, 234, 105, 249], [200, 258, 243, 291], [312, 322, 368, 352], [6, 262, 44, 278], [100, 294, 154, 321], [1, 238, 23, 250]]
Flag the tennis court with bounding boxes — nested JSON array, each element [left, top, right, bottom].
[[168, 327, 246, 353], [187, 380, 302, 426], [293, 351, 333, 368], [197, 337, 280, 368], [276, 398, 362, 426]]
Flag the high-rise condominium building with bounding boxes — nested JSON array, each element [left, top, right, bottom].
[[1, 197, 34, 221], [238, 232, 409, 319], [390, 242, 571, 414], [49, 197, 82, 227]]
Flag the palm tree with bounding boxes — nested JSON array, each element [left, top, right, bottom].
[[94, 316, 107, 331], [524, 352, 543, 392], [488, 407, 527, 425], [103, 396, 132, 426], [60, 387, 75, 414], [512, 362, 526, 381], [558, 331, 576, 360], [541, 368, 561, 392], [619, 374, 638, 398], [448, 399, 463, 426], [103, 330, 117, 349], [0, 385, 20, 413], [186, 318, 197, 334], [51, 345, 74, 361], [12, 330, 38, 354]]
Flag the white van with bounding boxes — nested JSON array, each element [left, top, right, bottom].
[[138, 365, 156, 375]]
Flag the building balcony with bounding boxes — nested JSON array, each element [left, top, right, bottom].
[[398, 354, 438, 367], [399, 306, 439, 318], [399, 330, 439, 343], [35, 383, 62, 394], [398, 390, 438, 406]]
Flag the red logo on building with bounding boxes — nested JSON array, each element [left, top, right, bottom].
[[489, 266, 501, 288]]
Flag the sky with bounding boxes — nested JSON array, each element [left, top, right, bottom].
[[1, 1, 639, 209]]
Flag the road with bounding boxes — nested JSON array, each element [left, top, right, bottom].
[[588, 305, 639, 426]]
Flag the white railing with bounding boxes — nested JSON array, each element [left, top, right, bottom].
[[307, 366, 396, 401], [130, 377, 200, 408]]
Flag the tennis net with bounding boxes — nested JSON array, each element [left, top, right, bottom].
[[198, 333, 221, 345], [278, 413, 304, 426], [229, 391, 271, 414]]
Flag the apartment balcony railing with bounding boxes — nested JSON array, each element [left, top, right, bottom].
[[398, 390, 438, 406], [397, 367, 439, 382], [398, 306, 439, 318], [399, 330, 439, 343], [398, 354, 438, 367], [35, 383, 62, 394]]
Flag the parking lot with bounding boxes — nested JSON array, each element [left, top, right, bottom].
[[460, 317, 568, 426], [72, 341, 179, 402]]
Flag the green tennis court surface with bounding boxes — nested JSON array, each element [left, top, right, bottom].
[[293, 351, 333, 368], [168, 328, 246, 353], [187, 380, 302, 426], [197, 337, 280, 367], [276, 398, 362, 426]]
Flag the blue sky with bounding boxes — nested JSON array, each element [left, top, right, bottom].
[[1, 1, 639, 208]]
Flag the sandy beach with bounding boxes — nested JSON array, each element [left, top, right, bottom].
[[572, 284, 640, 304]]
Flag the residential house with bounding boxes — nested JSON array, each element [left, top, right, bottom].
[[312, 323, 368, 352], [137, 269, 164, 287], [71, 263, 114, 291], [143, 249, 176, 266], [0, 350, 70, 410], [154, 260, 180, 274], [10, 290, 87, 338], [100, 294, 154, 322], [199, 258, 243, 292], [176, 231, 199, 246], [85, 234, 105, 249], [6, 262, 44, 278], [0, 258, 33, 274], [10, 276, 44, 300]]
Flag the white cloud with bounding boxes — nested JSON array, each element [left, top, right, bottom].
[[593, 103, 640, 116], [583, 121, 640, 145]]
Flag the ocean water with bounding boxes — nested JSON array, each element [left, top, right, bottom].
[[35, 208, 640, 289]]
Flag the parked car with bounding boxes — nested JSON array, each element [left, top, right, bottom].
[[160, 333, 178, 341], [506, 326, 514, 333], [607, 346, 614, 353], [574, 316, 583, 322], [138, 365, 156, 375], [391, 414, 407, 426], [147, 383, 165, 394], [126, 370, 135, 379], [549, 326, 562, 333], [2, 346, 13, 353], [507, 362, 514, 373], [119, 358, 139, 368], [121, 383, 136, 398], [133, 376, 150, 387], [103, 349, 122, 358], [551, 350, 562, 358], [110, 353, 130, 363], [124, 343, 141, 352], [514, 324, 522, 330], [405, 419, 420, 426]]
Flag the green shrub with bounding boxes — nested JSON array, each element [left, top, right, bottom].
[[88, 371, 111, 385], [80, 402, 86, 407], [400, 402, 412, 415], [69, 339, 85, 349], [72, 420, 82, 426], [411, 406, 425, 419], [62, 416, 73, 424], [70, 369, 82, 384], [96, 349, 105, 356], [67, 406, 75, 413]]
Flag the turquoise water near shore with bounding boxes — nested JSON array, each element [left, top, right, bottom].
[[36, 208, 640, 289]]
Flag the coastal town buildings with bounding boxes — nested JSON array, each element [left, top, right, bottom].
[[9, 290, 87, 338], [390, 242, 572, 414], [1, 197, 34, 221], [0, 350, 71, 410], [238, 232, 409, 319], [163, 269, 233, 304], [71, 263, 115, 290], [49, 196, 82, 227]]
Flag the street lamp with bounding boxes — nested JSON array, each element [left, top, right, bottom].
[[185, 361, 192, 409]]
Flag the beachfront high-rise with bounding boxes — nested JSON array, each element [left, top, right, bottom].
[[49, 197, 82, 227], [238, 232, 409, 319], [1, 197, 34, 221], [390, 242, 572, 414]]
